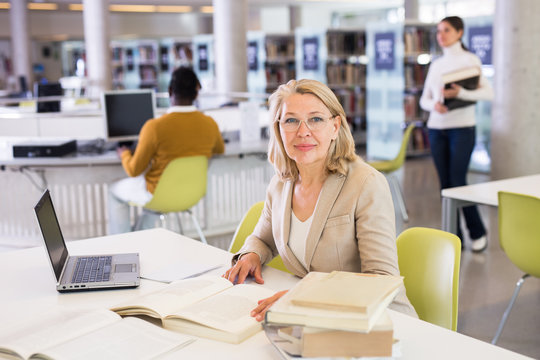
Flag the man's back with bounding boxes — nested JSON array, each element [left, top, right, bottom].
[[120, 109, 224, 193]]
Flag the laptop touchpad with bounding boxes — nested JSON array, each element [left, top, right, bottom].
[[115, 263, 134, 273]]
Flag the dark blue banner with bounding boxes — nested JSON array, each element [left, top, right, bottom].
[[302, 37, 319, 71], [468, 26, 492, 65], [247, 41, 258, 71], [375, 32, 395, 70]]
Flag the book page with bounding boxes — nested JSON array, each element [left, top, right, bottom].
[[166, 284, 275, 334], [31, 317, 194, 360], [142, 260, 225, 283], [111, 276, 233, 318], [0, 308, 120, 360]]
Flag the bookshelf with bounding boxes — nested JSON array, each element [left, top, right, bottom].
[[403, 23, 439, 156], [295, 28, 367, 141], [264, 34, 296, 94], [326, 30, 367, 135]]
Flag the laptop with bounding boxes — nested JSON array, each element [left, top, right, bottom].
[[34, 189, 140, 292]]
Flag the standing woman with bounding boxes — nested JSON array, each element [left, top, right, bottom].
[[420, 16, 493, 252]]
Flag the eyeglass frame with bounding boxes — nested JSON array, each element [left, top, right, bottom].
[[278, 115, 337, 133]]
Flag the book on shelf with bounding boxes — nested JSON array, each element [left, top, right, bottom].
[[111, 275, 274, 344], [442, 66, 481, 111], [275, 310, 394, 358], [0, 307, 193, 360], [265, 271, 402, 333]]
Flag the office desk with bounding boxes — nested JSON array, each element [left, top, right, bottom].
[[441, 174, 540, 234], [0, 228, 529, 359], [0, 138, 270, 246]]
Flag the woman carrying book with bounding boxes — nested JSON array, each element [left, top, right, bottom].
[[419, 16, 493, 252], [223, 79, 417, 320]]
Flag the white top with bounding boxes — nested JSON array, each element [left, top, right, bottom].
[[419, 42, 494, 129], [288, 211, 313, 269], [167, 105, 197, 113]]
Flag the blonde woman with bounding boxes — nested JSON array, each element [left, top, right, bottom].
[[224, 79, 417, 320]]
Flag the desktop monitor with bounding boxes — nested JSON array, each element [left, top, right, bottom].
[[35, 82, 62, 113], [101, 89, 156, 142]]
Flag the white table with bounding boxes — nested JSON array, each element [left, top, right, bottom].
[[441, 174, 540, 234], [0, 228, 530, 359]]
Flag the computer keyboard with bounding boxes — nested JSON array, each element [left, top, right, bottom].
[[71, 256, 112, 283]]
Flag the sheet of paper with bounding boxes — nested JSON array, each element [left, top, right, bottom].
[[142, 260, 226, 283]]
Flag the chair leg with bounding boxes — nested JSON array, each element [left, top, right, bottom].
[[390, 175, 409, 222], [491, 274, 530, 345], [187, 209, 207, 244], [133, 211, 145, 231], [175, 212, 183, 234]]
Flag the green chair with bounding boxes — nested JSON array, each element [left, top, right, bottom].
[[396, 227, 461, 331], [133, 156, 208, 244], [492, 191, 540, 344], [229, 201, 291, 273], [368, 123, 415, 222]]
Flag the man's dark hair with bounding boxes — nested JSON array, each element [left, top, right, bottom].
[[169, 67, 201, 103]]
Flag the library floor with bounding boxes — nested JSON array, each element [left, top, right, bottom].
[[1, 155, 538, 358]]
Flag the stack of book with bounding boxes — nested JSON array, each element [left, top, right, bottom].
[[265, 271, 403, 358]]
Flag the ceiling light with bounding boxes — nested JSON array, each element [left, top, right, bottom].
[[200, 6, 213, 13], [0, 2, 10, 10], [156, 5, 192, 13], [27, 2, 58, 10], [68, 4, 83, 11], [109, 4, 156, 13]]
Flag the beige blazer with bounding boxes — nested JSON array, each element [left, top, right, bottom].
[[236, 158, 417, 317]]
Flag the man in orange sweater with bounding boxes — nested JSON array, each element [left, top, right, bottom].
[[108, 67, 224, 234]]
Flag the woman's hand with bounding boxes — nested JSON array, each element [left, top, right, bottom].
[[434, 102, 448, 114], [223, 252, 264, 285], [443, 83, 462, 99], [251, 290, 289, 322]]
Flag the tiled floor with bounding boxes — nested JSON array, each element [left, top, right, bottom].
[[400, 155, 540, 359]]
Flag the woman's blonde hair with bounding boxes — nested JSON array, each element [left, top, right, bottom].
[[268, 79, 359, 181]]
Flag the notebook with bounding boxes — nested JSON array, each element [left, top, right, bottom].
[[34, 189, 140, 292]]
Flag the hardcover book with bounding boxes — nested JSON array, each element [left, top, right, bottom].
[[265, 271, 401, 333], [442, 66, 481, 111]]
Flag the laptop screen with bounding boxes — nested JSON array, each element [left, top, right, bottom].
[[34, 190, 69, 281]]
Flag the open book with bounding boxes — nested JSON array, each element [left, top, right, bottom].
[[0, 308, 193, 360], [442, 66, 481, 111], [111, 276, 275, 344], [265, 271, 401, 333]]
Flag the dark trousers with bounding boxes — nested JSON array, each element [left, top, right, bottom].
[[428, 127, 486, 241]]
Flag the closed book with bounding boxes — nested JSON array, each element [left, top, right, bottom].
[[275, 310, 394, 358], [265, 272, 401, 333], [442, 66, 481, 111]]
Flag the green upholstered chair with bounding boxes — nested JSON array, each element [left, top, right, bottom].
[[492, 191, 540, 344], [368, 123, 416, 222], [229, 201, 291, 273], [133, 155, 208, 244], [396, 227, 461, 331]]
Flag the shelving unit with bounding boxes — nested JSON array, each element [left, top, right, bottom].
[[264, 34, 296, 94], [403, 23, 439, 156], [295, 28, 367, 141], [326, 30, 367, 135]]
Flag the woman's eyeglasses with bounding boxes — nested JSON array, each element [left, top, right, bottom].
[[279, 116, 334, 132]]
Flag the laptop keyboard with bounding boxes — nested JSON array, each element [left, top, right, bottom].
[[71, 256, 112, 283]]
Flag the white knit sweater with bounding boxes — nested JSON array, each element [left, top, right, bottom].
[[419, 41, 494, 129]]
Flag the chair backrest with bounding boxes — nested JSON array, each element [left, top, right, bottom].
[[229, 201, 291, 273], [498, 191, 540, 277], [144, 155, 208, 213], [369, 123, 415, 173], [396, 227, 461, 331]]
